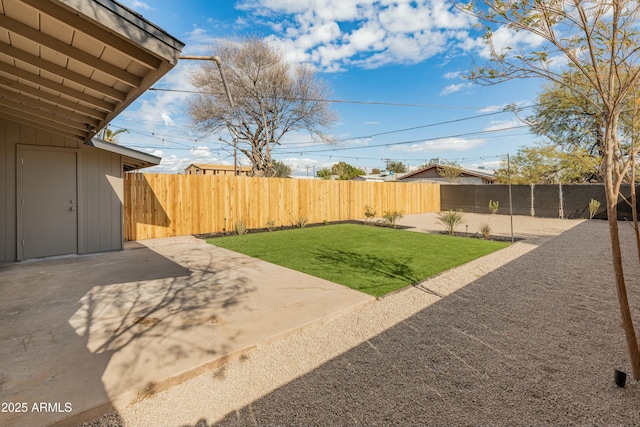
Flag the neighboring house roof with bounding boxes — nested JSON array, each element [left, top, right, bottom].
[[0, 0, 184, 142], [354, 172, 410, 182], [398, 164, 497, 183], [87, 138, 160, 171], [186, 163, 253, 172]]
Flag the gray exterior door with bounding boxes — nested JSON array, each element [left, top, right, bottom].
[[20, 148, 78, 259]]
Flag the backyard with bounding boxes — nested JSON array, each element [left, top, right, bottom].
[[207, 224, 509, 297]]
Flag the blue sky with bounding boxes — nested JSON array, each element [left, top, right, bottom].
[[111, 0, 547, 176]]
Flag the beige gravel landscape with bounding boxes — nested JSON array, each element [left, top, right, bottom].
[[83, 213, 640, 427]]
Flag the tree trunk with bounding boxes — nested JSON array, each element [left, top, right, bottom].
[[605, 180, 640, 379], [631, 181, 640, 264]]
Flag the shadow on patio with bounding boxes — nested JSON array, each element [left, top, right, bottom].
[[0, 235, 373, 427], [0, 238, 255, 427]]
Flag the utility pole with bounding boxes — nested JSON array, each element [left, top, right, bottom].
[[178, 55, 237, 175]]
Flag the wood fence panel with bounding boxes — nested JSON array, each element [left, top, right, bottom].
[[124, 173, 440, 240]]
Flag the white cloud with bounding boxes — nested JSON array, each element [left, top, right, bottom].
[[473, 25, 546, 60], [124, 0, 152, 11], [279, 157, 322, 175], [146, 154, 191, 174], [391, 137, 486, 153], [469, 159, 503, 171], [241, 0, 478, 71], [478, 104, 506, 113], [161, 113, 174, 126], [443, 71, 461, 79], [440, 82, 473, 95]]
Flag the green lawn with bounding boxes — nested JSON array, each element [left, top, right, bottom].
[[207, 224, 509, 297]]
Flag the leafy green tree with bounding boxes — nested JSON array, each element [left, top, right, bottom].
[[316, 168, 332, 180], [496, 144, 600, 184], [465, 0, 640, 379], [528, 81, 602, 158], [331, 161, 365, 180], [387, 161, 407, 174]]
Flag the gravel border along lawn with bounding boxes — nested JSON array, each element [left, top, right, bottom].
[[84, 213, 640, 427]]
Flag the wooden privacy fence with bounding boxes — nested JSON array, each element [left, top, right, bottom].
[[124, 173, 441, 240]]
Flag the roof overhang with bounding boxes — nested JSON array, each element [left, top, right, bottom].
[[87, 137, 160, 171], [0, 0, 184, 142]]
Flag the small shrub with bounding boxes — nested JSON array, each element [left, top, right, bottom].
[[381, 210, 403, 228], [480, 223, 491, 240], [437, 209, 464, 235], [488, 200, 499, 214], [266, 219, 276, 232], [234, 219, 248, 235], [589, 198, 601, 219], [296, 217, 308, 228], [364, 205, 377, 221]]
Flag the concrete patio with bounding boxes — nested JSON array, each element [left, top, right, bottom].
[[0, 236, 374, 427]]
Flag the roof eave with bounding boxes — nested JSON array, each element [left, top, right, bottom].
[[87, 137, 161, 171]]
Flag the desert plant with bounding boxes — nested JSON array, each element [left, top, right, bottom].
[[479, 224, 491, 240], [381, 210, 403, 228], [488, 200, 499, 214], [296, 217, 308, 228], [266, 219, 276, 232], [589, 198, 601, 219], [437, 209, 464, 235], [364, 205, 377, 221], [234, 219, 248, 235]]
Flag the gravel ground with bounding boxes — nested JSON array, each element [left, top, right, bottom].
[[82, 214, 640, 427]]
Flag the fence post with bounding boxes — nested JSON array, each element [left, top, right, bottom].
[[530, 183, 535, 217], [559, 182, 564, 219]]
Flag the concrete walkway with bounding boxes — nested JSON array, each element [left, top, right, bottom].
[[0, 237, 374, 427]]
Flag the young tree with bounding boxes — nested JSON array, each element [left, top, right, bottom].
[[331, 161, 365, 180], [188, 37, 337, 177], [316, 168, 332, 180], [387, 161, 407, 174], [438, 163, 464, 183], [463, 0, 640, 379]]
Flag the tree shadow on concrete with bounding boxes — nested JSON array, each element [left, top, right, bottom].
[[0, 240, 256, 427]]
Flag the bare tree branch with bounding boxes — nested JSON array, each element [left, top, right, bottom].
[[188, 37, 337, 177]]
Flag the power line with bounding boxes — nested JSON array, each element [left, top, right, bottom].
[[110, 106, 530, 152], [274, 125, 530, 155], [338, 109, 520, 143], [148, 87, 524, 110]]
